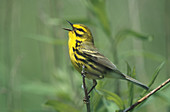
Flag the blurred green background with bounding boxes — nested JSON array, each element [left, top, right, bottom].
[[0, 0, 170, 112]]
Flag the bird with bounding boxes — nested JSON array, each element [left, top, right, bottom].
[[63, 21, 149, 95]]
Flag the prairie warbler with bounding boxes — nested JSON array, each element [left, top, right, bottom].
[[64, 21, 149, 94]]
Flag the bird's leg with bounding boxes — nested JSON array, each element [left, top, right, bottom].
[[87, 79, 97, 95], [81, 65, 90, 103]]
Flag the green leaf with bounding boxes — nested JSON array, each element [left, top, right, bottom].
[[148, 62, 165, 88], [153, 92, 170, 103], [120, 50, 165, 62], [128, 67, 136, 109], [45, 100, 80, 112], [97, 88, 125, 110], [140, 62, 165, 97], [138, 62, 165, 108], [115, 29, 153, 45], [126, 62, 131, 76], [102, 97, 119, 112], [126, 62, 135, 109], [83, 0, 111, 37], [92, 90, 104, 112]]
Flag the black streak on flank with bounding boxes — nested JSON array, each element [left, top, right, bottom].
[[72, 47, 84, 56], [73, 46, 105, 72], [73, 46, 106, 73], [72, 47, 76, 52], [87, 58, 108, 74], [76, 40, 82, 44], [74, 53, 104, 74], [89, 64, 103, 74], [72, 46, 108, 74], [75, 62, 80, 67], [74, 54, 87, 64], [75, 40, 82, 48], [73, 47, 106, 75], [75, 43, 79, 48], [72, 47, 79, 54]]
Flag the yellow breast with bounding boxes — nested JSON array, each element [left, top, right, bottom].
[[68, 31, 82, 73]]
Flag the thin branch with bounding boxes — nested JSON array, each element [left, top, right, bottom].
[[124, 78, 170, 112], [81, 65, 91, 112]]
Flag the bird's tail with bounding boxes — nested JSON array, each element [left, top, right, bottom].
[[123, 74, 149, 90], [106, 69, 149, 90]]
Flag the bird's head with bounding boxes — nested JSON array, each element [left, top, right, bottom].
[[63, 21, 94, 43]]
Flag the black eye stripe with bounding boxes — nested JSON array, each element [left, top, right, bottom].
[[76, 28, 85, 32], [75, 31, 83, 37]]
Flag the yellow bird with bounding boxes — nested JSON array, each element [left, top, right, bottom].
[[64, 21, 149, 94]]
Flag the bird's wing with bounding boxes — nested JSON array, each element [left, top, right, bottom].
[[79, 45, 117, 71], [79, 45, 149, 90]]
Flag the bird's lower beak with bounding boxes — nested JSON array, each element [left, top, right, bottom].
[[63, 28, 72, 31]]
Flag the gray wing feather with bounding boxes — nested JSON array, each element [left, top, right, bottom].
[[79, 45, 149, 90], [79, 46, 117, 70]]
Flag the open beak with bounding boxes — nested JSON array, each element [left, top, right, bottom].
[[63, 20, 74, 31]]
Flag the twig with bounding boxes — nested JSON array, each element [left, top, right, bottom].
[[81, 65, 91, 112], [124, 78, 170, 112]]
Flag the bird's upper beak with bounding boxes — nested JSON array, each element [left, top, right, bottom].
[[63, 20, 74, 31]]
